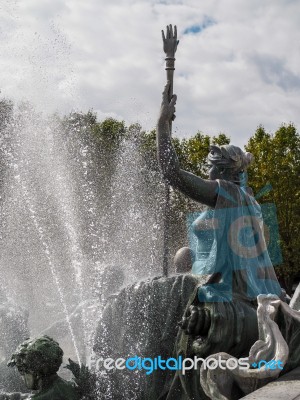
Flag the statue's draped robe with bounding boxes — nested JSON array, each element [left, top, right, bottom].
[[192, 179, 282, 303]]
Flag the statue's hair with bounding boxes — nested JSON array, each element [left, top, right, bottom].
[[208, 145, 254, 172], [7, 335, 63, 376]]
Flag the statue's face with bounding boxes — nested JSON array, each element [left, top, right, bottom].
[[208, 165, 224, 180], [207, 147, 225, 180], [23, 372, 39, 390]]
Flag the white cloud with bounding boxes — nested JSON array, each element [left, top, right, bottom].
[[0, 0, 300, 146]]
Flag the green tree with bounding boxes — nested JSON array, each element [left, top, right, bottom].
[[179, 132, 230, 177], [91, 117, 126, 151], [58, 112, 127, 265], [246, 124, 300, 294]]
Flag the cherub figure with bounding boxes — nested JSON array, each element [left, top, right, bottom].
[[2, 336, 79, 400]]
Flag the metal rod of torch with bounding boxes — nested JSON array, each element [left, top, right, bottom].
[[162, 167, 170, 277], [161, 25, 178, 277]]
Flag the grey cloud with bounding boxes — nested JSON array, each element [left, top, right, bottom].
[[24, 0, 69, 19], [252, 53, 300, 91], [155, 0, 183, 4], [1, 0, 300, 147]]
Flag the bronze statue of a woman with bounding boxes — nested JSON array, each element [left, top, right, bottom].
[[157, 81, 282, 292], [156, 71, 285, 399], [157, 26, 283, 400], [157, 78, 281, 335], [156, 64, 283, 360]]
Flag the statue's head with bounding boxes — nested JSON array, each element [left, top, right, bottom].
[[7, 335, 63, 390], [207, 144, 254, 184], [174, 247, 195, 274]]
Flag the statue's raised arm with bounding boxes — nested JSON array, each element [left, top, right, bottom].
[[156, 26, 259, 208], [156, 81, 218, 208]]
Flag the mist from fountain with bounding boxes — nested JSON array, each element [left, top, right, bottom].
[[0, 102, 165, 373]]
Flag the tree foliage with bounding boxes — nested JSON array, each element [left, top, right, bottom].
[[246, 124, 300, 293], [0, 98, 299, 289]]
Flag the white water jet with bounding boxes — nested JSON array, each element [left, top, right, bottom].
[[0, 104, 165, 374]]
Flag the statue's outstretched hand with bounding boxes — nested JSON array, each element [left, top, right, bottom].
[[159, 81, 177, 123], [162, 24, 179, 57]]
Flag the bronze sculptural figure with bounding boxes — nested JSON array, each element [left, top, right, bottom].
[[0, 335, 99, 399], [157, 71, 283, 316], [6, 336, 80, 400], [156, 25, 290, 400]]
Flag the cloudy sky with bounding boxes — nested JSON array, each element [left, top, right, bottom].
[[1, 0, 300, 146]]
